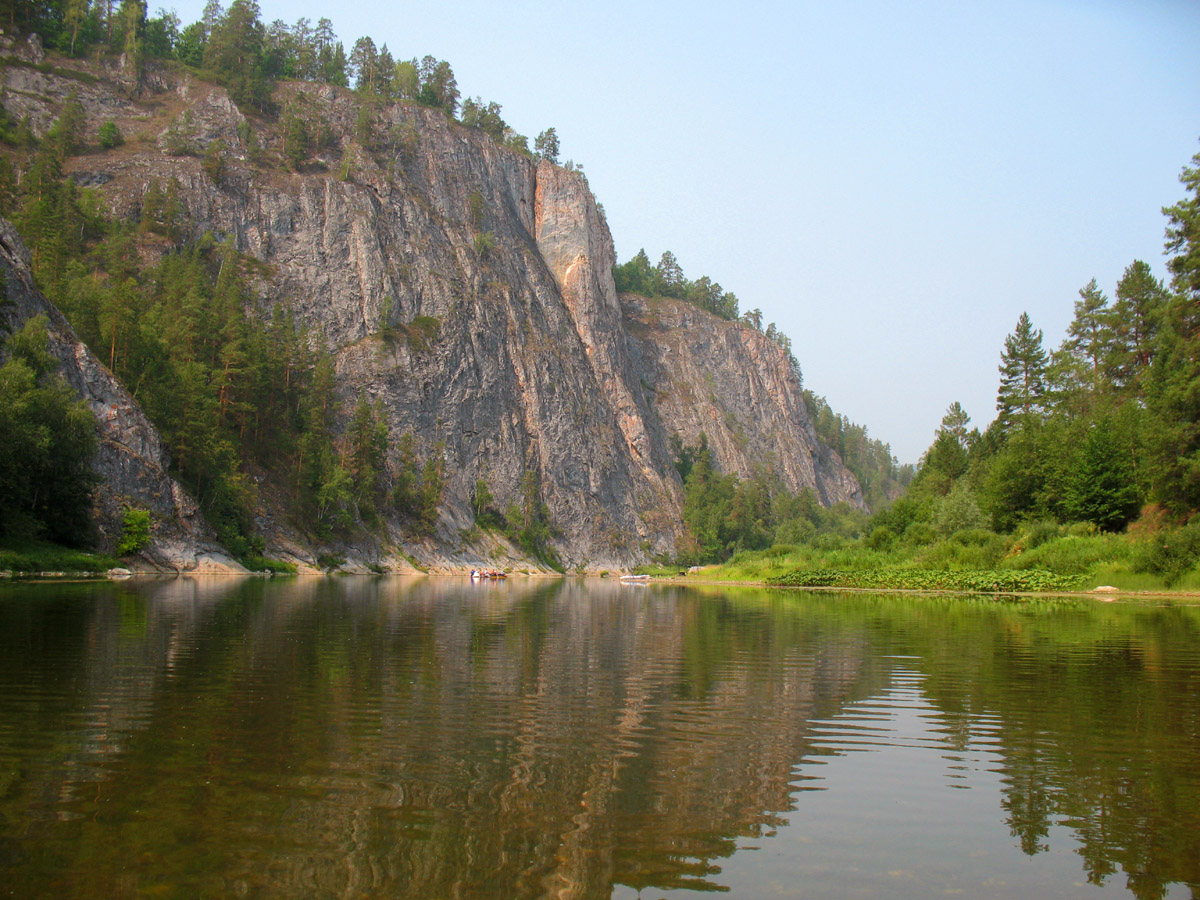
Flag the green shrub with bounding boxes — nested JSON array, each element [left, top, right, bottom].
[[867, 526, 896, 550], [473, 231, 496, 258], [401, 316, 441, 352], [316, 553, 345, 572], [115, 506, 151, 556], [1005, 533, 1127, 576], [242, 555, 298, 574], [97, 120, 123, 150], [1132, 521, 1200, 585], [0, 539, 117, 573], [903, 522, 937, 546]]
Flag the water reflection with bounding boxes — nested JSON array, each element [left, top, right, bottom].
[[0, 580, 1198, 899]]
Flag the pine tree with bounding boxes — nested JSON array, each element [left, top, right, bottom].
[[997, 312, 1048, 431], [1147, 148, 1200, 511], [1109, 260, 1167, 391], [1066, 419, 1140, 531], [1063, 278, 1113, 391], [534, 128, 560, 164]]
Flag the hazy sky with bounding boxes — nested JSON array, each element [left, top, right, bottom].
[[170, 0, 1200, 463]]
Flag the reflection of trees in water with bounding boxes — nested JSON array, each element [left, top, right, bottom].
[[0, 579, 882, 899], [879, 597, 1200, 900], [3, 585, 1198, 899]]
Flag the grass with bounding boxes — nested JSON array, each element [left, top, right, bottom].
[[242, 555, 298, 574], [0, 539, 119, 575], [696, 526, 1200, 595]]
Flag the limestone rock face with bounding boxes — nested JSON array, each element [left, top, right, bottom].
[[0, 220, 244, 573], [623, 295, 864, 508], [0, 61, 863, 568]]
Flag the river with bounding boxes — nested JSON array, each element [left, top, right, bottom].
[[1, 577, 1197, 899]]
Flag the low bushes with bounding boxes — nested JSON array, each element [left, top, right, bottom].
[[767, 567, 1081, 593]]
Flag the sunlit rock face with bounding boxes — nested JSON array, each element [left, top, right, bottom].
[[0, 62, 861, 567], [622, 295, 864, 508]]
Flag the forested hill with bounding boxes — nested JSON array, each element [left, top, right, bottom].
[[0, 3, 875, 572]]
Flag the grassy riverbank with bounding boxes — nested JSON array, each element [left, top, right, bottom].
[[0, 540, 119, 576], [661, 523, 1200, 594]]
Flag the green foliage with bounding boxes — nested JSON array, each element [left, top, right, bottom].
[[0, 316, 99, 546], [803, 390, 910, 512], [931, 483, 987, 537], [1007, 532, 1127, 576], [613, 249, 740, 320], [1064, 419, 1140, 531], [0, 539, 117, 574], [473, 231, 496, 258], [281, 104, 311, 170], [139, 178, 184, 239], [472, 477, 504, 530], [397, 315, 440, 352], [669, 434, 868, 565], [534, 127, 560, 164], [502, 470, 560, 569], [460, 97, 509, 144], [203, 0, 273, 112], [115, 506, 151, 555], [97, 120, 123, 150], [241, 555, 297, 574], [467, 189, 486, 230], [1132, 519, 1200, 586], [768, 567, 1081, 593], [346, 393, 389, 523], [997, 311, 1049, 430], [202, 140, 226, 182], [1145, 147, 1200, 512], [391, 434, 444, 535]]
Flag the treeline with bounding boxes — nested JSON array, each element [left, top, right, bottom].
[[670, 434, 867, 565], [0, 97, 452, 558], [1, 0, 561, 160], [614, 249, 741, 320], [802, 391, 912, 512], [865, 147, 1200, 557]]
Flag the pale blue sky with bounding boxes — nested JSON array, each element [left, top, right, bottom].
[[169, 0, 1200, 463]]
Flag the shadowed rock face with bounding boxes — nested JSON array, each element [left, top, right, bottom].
[[0, 62, 862, 568], [0, 220, 243, 572]]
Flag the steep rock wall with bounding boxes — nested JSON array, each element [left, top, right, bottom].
[[0, 60, 862, 566], [623, 295, 864, 508]]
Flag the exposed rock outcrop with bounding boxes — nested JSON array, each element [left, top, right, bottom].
[[0, 58, 863, 569], [623, 295, 864, 507]]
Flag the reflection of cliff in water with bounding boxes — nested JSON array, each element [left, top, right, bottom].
[[5, 584, 1196, 899], [0, 579, 887, 899]]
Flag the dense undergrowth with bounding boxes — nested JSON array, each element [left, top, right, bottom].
[[682, 519, 1200, 593]]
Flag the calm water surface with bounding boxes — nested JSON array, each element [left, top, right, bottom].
[[0, 577, 1198, 899]]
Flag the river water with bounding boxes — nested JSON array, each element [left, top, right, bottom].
[[0, 577, 1197, 899]]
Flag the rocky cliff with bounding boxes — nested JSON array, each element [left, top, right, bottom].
[[0, 50, 862, 569], [623, 295, 863, 507], [0, 219, 244, 572]]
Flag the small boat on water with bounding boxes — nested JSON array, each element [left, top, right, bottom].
[[619, 574, 652, 583], [470, 569, 508, 580]]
